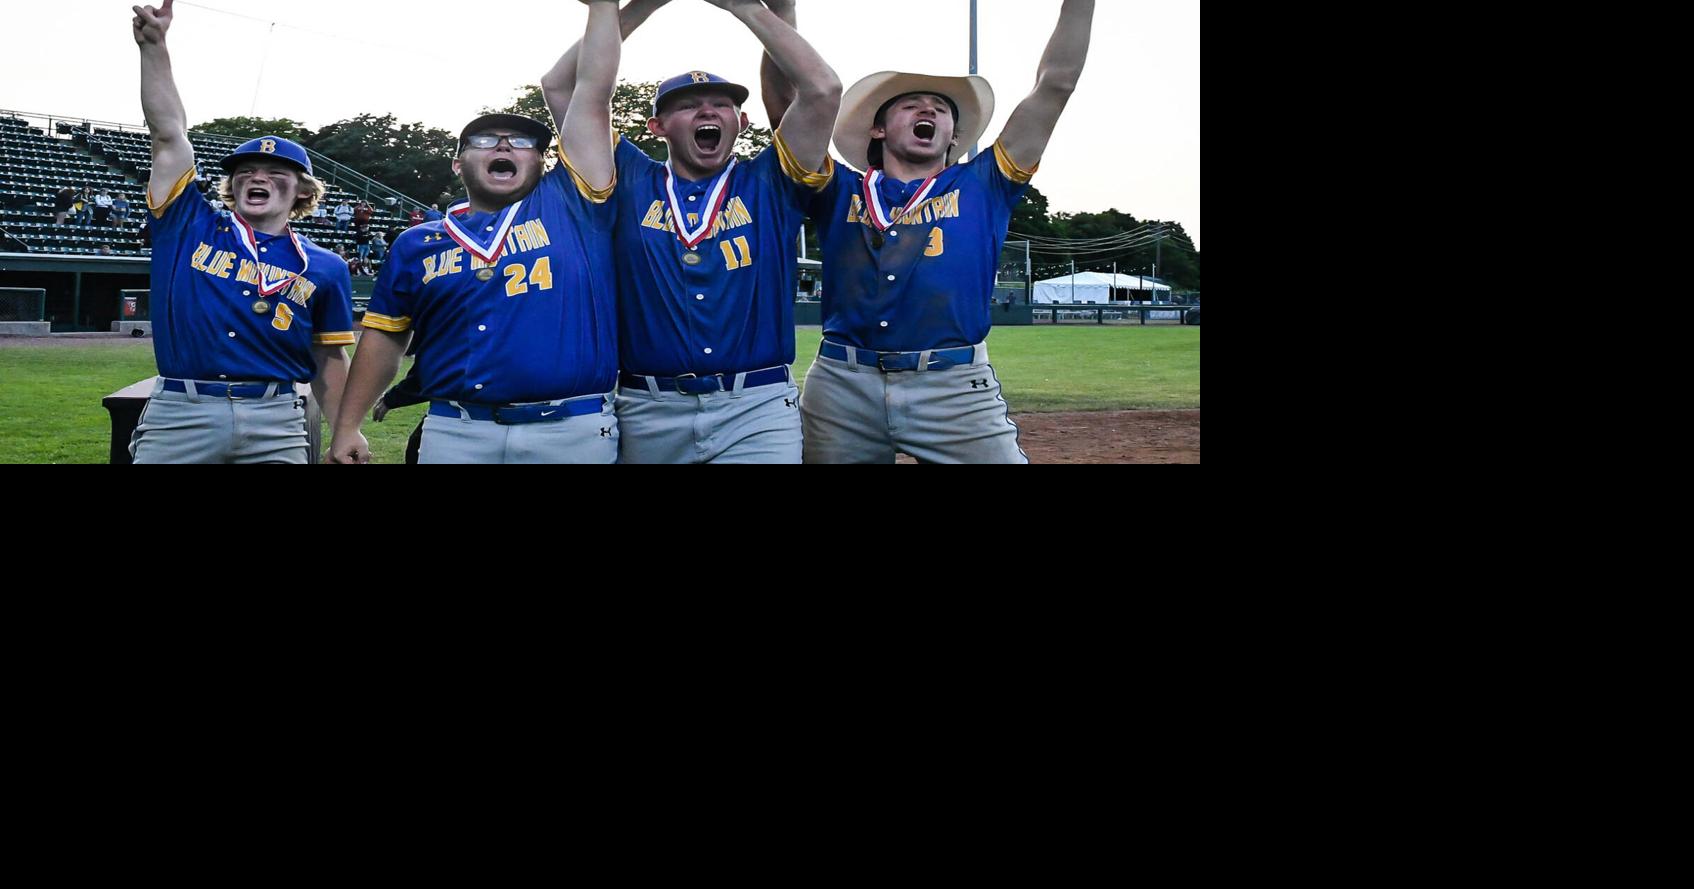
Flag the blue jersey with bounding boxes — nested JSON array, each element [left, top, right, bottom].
[[145, 168, 356, 381], [612, 130, 831, 377], [362, 159, 618, 404], [809, 141, 1034, 351]]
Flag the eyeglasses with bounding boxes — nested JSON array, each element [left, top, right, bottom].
[[464, 134, 542, 150]]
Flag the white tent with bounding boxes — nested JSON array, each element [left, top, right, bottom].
[[1032, 272, 1172, 305]]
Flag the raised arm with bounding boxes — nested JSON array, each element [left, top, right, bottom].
[[995, 0, 1094, 170], [558, 0, 622, 190], [704, 0, 839, 171], [541, 0, 672, 132], [132, 0, 197, 204], [757, 1, 798, 129]]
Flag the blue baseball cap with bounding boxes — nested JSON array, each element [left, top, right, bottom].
[[653, 71, 750, 115], [220, 136, 313, 175]]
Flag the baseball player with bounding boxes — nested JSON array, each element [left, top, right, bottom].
[[328, 0, 622, 464], [541, 0, 840, 463], [128, 0, 354, 464], [776, 0, 1095, 463]]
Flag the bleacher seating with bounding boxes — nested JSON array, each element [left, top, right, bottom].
[[1, 113, 417, 271]]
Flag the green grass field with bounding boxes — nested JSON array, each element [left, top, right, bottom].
[[0, 325, 1197, 463]]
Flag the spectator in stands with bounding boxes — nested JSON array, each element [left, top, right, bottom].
[[355, 224, 373, 263], [93, 189, 115, 226], [312, 203, 328, 227], [369, 228, 388, 262], [425, 202, 444, 222], [334, 199, 353, 231], [112, 193, 131, 227], [353, 200, 374, 228], [408, 206, 425, 226], [75, 185, 95, 225], [53, 187, 76, 225]]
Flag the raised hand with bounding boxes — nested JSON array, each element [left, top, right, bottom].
[[131, 0, 174, 46]]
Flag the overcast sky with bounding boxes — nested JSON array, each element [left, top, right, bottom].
[[3, 0, 1199, 248]]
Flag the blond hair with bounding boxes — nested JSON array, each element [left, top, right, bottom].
[[217, 171, 327, 221]]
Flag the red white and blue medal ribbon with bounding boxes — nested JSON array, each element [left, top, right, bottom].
[[863, 167, 940, 232], [665, 158, 737, 249], [232, 213, 310, 297], [443, 198, 523, 265]]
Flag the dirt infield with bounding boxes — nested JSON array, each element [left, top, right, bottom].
[[1011, 410, 1199, 464], [892, 409, 1199, 463]]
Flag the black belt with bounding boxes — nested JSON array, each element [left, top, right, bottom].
[[619, 366, 789, 394]]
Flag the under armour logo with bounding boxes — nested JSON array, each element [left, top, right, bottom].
[[970, 379, 989, 389], [785, 399, 797, 408], [600, 427, 613, 438], [260, 139, 278, 154], [690, 71, 711, 84]]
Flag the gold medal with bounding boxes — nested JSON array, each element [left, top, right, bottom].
[[682, 251, 703, 266], [476, 268, 496, 282], [252, 300, 271, 314]]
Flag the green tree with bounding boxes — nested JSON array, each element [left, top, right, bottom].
[[485, 84, 552, 128], [488, 81, 773, 164], [1024, 206, 1200, 290], [1009, 184, 1054, 240], [189, 116, 310, 141], [303, 114, 459, 206]]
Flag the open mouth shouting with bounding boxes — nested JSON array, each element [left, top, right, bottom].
[[694, 123, 724, 155], [913, 120, 938, 145], [487, 158, 519, 182]]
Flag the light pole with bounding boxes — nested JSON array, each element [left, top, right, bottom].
[[1152, 223, 1164, 302], [968, 0, 979, 161]]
